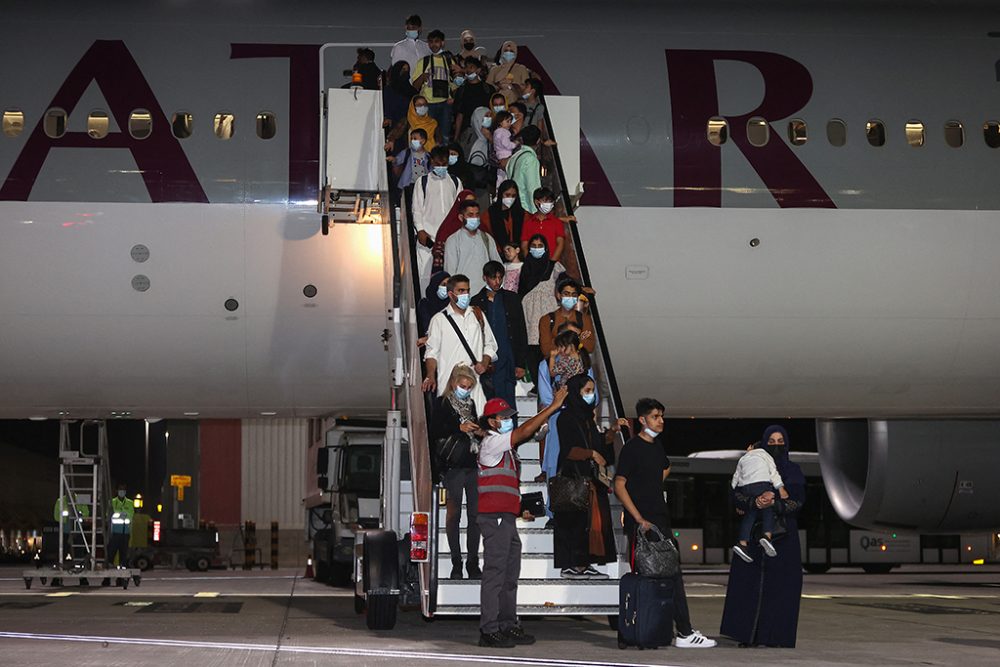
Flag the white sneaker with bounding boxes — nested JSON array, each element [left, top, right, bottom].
[[732, 544, 753, 563], [759, 537, 777, 557], [675, 630, 717, 648]]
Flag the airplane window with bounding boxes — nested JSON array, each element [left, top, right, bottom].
[[44, 108, 67, 139], [983, 121, 1000, 149], [747, 117, 769, 147], [905, 120, 925, 147], [256, 112, 277, 140], [2, 109, 24, 137], [171, 112, 193, 139], [214, 112, 235, 140], [706, 117, 728, 146], [787, 119, 807, 146], [129, 109, 152, 140], [826, 119, 847, 147], [87, 111, 109, 140], [943, 121, 964, 148], [865, 120, 886, 147]]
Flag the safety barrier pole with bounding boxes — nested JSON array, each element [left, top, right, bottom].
[[270, 521, 279, 570], [242, 521, 252, 570]]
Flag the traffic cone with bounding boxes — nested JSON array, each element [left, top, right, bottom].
[[304, 556, 314, 579]]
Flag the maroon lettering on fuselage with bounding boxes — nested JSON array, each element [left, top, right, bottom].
[[665, 49, 835, 208], [0, 40, 208, 203], [230, 43, 321, 204]]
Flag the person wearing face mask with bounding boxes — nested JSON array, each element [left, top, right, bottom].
[[538, 278, 595, 360], [423, 274, 499, 413], [413, 147, 463, 292], [475, 388, 568, 648], [517, 234, 566, 388], [432, 189, 480, 273], [615, 398, 718, 649], [383, 61, 419, 136], [487, 40, 532, 105], [390, 14, 431, 71], [452, 58, 494, 135], [520, 78, 547, 129], [721, 425, 806, 648], [411, 29, 456, 143], [506, 126, 542, 213], [458, 29, 488, 66], [107, 483, 135, 569], [484, 180, 525, 252], [520, 186, 571, 263], [443, 200, 501, 294], [463, 107, 494, 171], [417, 270, 451, 343], [432, 364, 485, 580], [552, 374, 623, 579], [471, 261, 529, 408]]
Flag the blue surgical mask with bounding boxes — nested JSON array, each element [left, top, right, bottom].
[[529, 247, 545, 259], [432, 165, 448, 177], [561, 296, 578, 310], [467, 72, 479, 81], [453, 76, 465, 86], [436, 285, 448, 299], [522, 92, 532, 100], [464, 217, 480, 231], [502, 50, 516, 63], [538, 202, 555, 215], [582, 392, 596, 405], [482, 116, 493, 128], [455, 386, 472, 400], [406, 30, 419, 39], [492, 105, 506, 113], [498, 418, 514, 434], [455, 293, 471, 309], [410, 139, 423, 151], [415, 106, 428, 117], [643, 427, 659, 439], [448, 154, 458, 166]]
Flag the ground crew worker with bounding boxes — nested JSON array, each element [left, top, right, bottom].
[[107, 483, 135, 568], [53, 492, 90, 533], [475, 387, 567, 648]]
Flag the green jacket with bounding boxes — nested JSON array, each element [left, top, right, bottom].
[[509, 146, 541, 214], [54, 495, 91, 523], [111, 496, 135, 534]]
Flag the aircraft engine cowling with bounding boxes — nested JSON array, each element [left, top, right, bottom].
[[816, 419, 1000, 533]]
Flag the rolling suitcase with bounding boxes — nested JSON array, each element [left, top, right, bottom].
[[617, 572, 674, 649]]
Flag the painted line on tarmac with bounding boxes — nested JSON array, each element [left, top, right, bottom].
[[0, 631, 684, 667], [140, 575, 299, 581]]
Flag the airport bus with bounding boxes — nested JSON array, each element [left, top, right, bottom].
[[665, 452, 999, 572]]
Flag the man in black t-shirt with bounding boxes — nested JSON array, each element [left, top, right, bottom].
[[614, 397, 717, 649]]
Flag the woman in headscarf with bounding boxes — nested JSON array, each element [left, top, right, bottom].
[[466, 107, 492, 168], [518, 234, 565, 384], [431, 364, 483, 580], [386, 95, 440, 154], [720, 424, 806, 647], [417, 270, 450, 341], [431, 189, 481, 273], [487, 41, 532, 105], [552, 374, 618, 578], [484, 180, 525, 252], [383, 61, 418, 131]]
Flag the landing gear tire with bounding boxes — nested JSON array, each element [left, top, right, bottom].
[[365, 593, 398, 631], [803, 564, 831, 575], [195, 556, 210, 572]]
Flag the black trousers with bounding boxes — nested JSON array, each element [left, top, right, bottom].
[[444, 467, 480, 566], [106, 532, 130, 568]]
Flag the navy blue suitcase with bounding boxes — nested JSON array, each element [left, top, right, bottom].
[[617, 572, 674, 649]]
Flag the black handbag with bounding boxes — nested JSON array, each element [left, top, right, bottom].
[[634, 526, 680, 579], [435, 433, 473, 471], [520, 491, 546, 518], [548, 474, 591, 512]]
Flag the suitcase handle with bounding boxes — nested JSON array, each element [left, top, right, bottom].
[[624, 593, 636, 626]]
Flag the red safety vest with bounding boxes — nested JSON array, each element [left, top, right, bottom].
[[478, 449, 521, 515]]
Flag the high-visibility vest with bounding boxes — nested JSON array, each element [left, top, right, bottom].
[[478, 450, 521, 515], [110, 497, 135, 534]]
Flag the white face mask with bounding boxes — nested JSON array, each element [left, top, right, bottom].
[[415, 106, 428, 117], [501, 196, 516, 208], [538, 202, 555, 215]]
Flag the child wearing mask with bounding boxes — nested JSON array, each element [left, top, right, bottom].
[[731, 443, 789, 563], [491, 111, 520, 187]]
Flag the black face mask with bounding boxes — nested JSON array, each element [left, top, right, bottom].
[[763, 444, 786, 462], [464, 42, 475, 50]]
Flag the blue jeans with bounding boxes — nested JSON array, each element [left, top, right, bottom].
[[427, 101, 453, 143], [737, 481, 776, 543]]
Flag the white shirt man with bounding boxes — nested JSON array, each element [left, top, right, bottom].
[[443, 203, 501, 295], [412, 170, 462, 293], [391, 34, 432, 71], [424, 293, 498, 413]]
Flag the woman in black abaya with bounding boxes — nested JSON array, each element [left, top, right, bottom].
[[720, 424, 806, 647]]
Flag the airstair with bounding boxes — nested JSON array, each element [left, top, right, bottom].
[[320, 79, 627, 624], [22, 420, 141, 590]]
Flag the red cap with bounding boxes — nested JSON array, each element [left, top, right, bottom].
[[483, 398, 516, 419]]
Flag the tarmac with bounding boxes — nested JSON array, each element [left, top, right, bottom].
[[1, 564, 998, 666]]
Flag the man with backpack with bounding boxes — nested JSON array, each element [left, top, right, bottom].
[[538, 278, 596, 359], [411, 29, 456, 142], [443, 200, 501, 294], [423, 274, 499, 413], [413, 146, 463, 292]]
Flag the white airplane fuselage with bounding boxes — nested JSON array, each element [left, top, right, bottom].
[[2, 1, 999, 419]]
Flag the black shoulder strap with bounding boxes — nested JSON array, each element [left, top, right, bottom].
[[445, 311, 479, 366]]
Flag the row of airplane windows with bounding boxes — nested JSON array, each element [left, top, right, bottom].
[[0, 109, 275, 141], [709, 116, 1000, 149]]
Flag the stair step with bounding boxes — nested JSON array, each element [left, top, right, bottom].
[[436, 578, 621, 607], [438, 553, 629, 580], [434, 604, 618, 616], [440, 527, 629, 556]]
